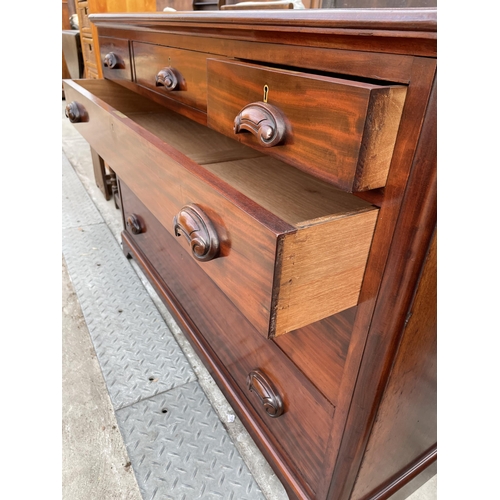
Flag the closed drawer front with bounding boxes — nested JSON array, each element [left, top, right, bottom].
[[207, 59, 407, 192], [100, 37, 131, 81], [119, 179, 335, 495], [133, 42, 208, 112], [62, 78, 378, 339]]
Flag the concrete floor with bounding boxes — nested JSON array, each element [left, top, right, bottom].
[[62, 99, 436, 500]]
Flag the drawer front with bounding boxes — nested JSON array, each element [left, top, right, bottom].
[[119, 180, 335, 494], [99, 37, 132, 82], [207, 59, 407, 192], [133, 42, 208, 112]]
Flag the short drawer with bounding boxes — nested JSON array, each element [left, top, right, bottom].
[[132, 42, 208, 112], [99, 37, 131, 81], [119, 179, 335, 494], [207, 59, 407, 192], [63, 78, 378, 339]]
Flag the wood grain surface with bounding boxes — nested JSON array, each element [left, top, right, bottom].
[[63, 79, 283, 339], [274, 307, 355, 406], [99, 36, 132, 82], [324, 64, 437, 500], [64, 10, 437, 499], [207, 59, 406, 191], [350, 231, 436, 499], [274, 210, 378, 336], [133, 42, 210, 111], [63, 78, 378, 338]]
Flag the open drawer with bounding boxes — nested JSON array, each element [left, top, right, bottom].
[[208, 59, 407, 192], [63, 78, 378, 338]]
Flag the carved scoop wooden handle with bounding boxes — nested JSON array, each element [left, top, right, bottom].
[[65, 101, 88, 123], [155, 67, 181, 91], [234, 102, 286, 147], [173, 204, 220, 262], [247, 370, 284, 418]]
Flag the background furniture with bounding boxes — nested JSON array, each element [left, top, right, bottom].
[[62, 31, 84, 80], [64, 9, 436, 500], [75, 0, 158, 79]]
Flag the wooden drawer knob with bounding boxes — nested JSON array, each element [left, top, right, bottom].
[[103, 52, 121, 69], [234, 102, 286, 147], [126, 214, 143, 235], [247, 370, 284, 418], [173, 204, 220, 262], [65, 101, 88, 123], [155, 67, 181, 91]]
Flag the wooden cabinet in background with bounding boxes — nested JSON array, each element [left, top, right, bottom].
[[76, 0, 157, 79], [62, 1, 72, 83]]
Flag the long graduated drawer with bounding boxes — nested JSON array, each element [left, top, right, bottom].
[[63, 78, 379, 339]]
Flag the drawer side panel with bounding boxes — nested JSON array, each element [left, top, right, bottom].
[[274, 209, 379, 336]]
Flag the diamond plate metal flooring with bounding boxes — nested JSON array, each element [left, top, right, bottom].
[[62, 223, 197, 409], [62, 154, 266, 499], [62, 153, 103, 229], [116, 383, 265, 500]]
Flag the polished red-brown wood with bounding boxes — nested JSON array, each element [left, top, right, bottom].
[[274, 308, 354, 406], [99, 36, 132, 81], [207, 58, 406, 192], [63, 78, 378, 339], [351, 231, 436, 499], [325, 69, 437, 500], [65, 10, 437, 500], [133, 42, 210, 111]]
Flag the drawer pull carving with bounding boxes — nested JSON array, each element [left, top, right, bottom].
[[103, 52, 121, 69], [126, 214, 143, 235], [234, 102, 286, 148], [247, 370, 284, 418], [65, 101, 88, 123], [155, 67, 181, 91], [173, 204, 220, 262]]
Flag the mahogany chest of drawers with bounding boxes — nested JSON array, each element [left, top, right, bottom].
[[63, 9, 437, 500]]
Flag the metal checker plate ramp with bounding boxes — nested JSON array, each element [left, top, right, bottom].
[[62, 156, 197, 410], [62, 156, 266, 499], [62, 153, 103, 229], [62, 222, 197, 410], [116, 382, 265, 500]]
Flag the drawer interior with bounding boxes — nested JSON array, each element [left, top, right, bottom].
[[75, 79, 375, 229]]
